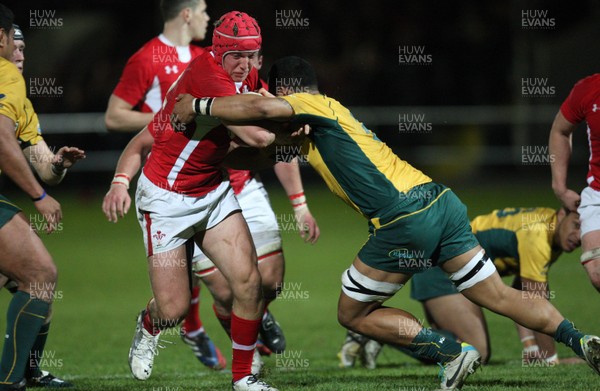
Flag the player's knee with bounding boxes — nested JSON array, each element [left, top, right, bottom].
[[23, 256, 57, 286], [337, 309, 356, 331], [231, 266, 262, 301], [154, 290, 190, 324], [259, 268, 282, 301], [211, 285, 234, 311], [156, 301, 188, 326]]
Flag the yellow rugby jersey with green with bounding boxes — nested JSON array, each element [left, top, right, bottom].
[[280, 93, 431, 226], [0, 57, 43, 149], [471, 207, 560, 283]]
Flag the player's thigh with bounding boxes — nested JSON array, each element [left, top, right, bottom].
[[457, 269, 513, 310], [0, 209, 55, 285], [148, 246, 190, 305], [197, 211, 257, 283], [238, 180, 283, 276]]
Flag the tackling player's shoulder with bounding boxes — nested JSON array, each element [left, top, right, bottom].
[[0, 57, 27, 119], [0, 56, 24, 85]]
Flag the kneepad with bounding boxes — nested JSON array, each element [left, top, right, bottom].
[[341, 265, 403, 302], [449, 249, 496, 291]]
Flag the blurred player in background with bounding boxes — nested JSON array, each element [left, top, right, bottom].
[[0, 23, 86, 389], [105, 0, 208, 132], [0, 5, 83, 390], [104, 11, 286, 390], [103, 0, 226, 370], [550, 73, 600, 293], [172, 56, 600, 390], [340, 207, 584, 368]]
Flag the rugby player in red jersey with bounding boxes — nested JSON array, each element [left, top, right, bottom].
[[103, 0, 228, 370], [550, 74, 600, 293], [104, 11, 281, 390], [105, 0, 208, 132]]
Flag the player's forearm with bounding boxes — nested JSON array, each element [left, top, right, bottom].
[[549, 133, 571, 193], [201, 95, 293, 121], [105, 95, 154, 132], [274, 160, 303, 196], [0, 117, 45, 199], [549, 112, 576, 194], [114, 127, 154, 180], [224, 123, 275, 148], [30, 160, 66, 186], [24, 142, 66, 186], [105, 110, 154, 133]]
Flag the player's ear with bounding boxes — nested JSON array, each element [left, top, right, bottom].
[[181, 7, 192, 23], [557, 207, 568, 222]]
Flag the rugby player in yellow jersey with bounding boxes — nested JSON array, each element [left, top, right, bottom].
[[341, 207, 583, 369], [414, 207, 581, 366], [0, 6, 61, 390], [0, 23, 85, 388], [171, 56, 600, 390]]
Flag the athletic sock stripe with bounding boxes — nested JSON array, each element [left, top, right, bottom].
[[232, 341, 256, 351], [344, 270, 394, 297], [4, 298, 32, 382]]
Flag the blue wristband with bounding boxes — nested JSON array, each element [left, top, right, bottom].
[[32, 190, 47, 202]]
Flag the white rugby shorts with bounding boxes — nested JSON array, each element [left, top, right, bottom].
[[579, 186, 600, 236], [136, 172, 240, 257]]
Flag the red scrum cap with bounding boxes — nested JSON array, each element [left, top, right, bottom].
[[212, 11, 261, 65]]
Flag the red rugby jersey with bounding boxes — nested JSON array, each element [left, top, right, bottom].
[[112, 35, 204, 113], [560, 73, 600, 190], [142, 51, 260, 196]]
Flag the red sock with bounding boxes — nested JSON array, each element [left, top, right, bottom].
[[213, 304, 232, 338], [231, 312, 260, 382], [142, 307, 160, 336], [182, 286, 203, 334]]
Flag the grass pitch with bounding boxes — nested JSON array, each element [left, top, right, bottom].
[[0, 181, 599, 390]]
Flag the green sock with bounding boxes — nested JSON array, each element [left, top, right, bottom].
[[405, 328, 462, 364], [554, 319, 584, 357], [392, 329, 458, 364], [25, 322, 50, 379], [0, 291, 49, 385]]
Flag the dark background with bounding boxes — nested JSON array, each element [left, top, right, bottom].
[[3, 0, 600, 194]]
